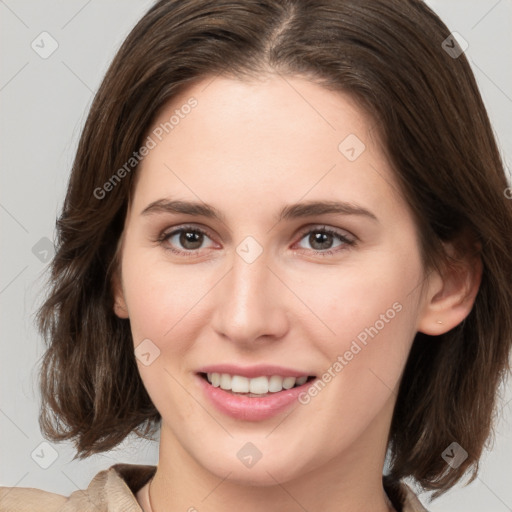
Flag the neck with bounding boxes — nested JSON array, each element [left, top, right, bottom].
[[147, 416, 395, 512]]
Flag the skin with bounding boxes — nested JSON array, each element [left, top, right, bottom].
[[113, 74, 481, 512]]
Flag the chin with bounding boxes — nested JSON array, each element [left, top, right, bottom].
[[191, 441, 319, 487], [209, 460, 304, 487]]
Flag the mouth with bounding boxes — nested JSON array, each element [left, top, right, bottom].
[[196, 367, 319, 421], [198, 372, 316, 397]]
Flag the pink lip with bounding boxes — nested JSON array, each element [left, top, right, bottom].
[[196, 373, 317, 422], [196, 364, 311, 379]]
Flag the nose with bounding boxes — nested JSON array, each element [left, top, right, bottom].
[[210, 247, 290, 346]]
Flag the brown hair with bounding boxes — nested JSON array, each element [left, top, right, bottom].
[[37, 0, 512, 498]]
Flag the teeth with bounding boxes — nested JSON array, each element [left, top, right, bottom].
[[249, 376, 268, 394], [205, 373, 310, 394], [232, 375, 249, 393], [268, 375, 283, 392], [282, 376, 296, 389], [220, 373, 232, 390]]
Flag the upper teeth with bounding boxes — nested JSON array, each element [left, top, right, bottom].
[[206, 373, 309, 394]]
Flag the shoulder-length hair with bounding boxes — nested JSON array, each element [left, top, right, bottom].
[[37, 0, 512, 498]]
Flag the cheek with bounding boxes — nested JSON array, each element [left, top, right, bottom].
[[122, 251, 209, 346], [295, 249, 421, 342], [290, 247, 422, 406], [121, 253, 207, 419]]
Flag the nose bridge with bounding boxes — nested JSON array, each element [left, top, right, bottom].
[[212, 245, 288, 343]]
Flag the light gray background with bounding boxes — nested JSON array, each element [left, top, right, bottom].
[[1, 1, 511, 510]]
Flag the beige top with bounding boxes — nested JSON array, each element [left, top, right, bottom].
[[0, 463, 428, 511]]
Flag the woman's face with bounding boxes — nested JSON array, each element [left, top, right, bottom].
[[114, 74, 433, 484]]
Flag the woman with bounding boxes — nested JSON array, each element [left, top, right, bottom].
[[1, 0, 511, 511]]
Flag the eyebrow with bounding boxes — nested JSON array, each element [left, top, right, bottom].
[[141, 199, 378, 223]]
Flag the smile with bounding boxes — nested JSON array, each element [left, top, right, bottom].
[[197, 370, 318, 421], [203, 372, 313, 395]]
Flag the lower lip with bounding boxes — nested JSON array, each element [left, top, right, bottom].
[[197, 374, 316, 421]]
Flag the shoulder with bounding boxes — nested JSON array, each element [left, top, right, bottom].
[[0, 487, 66, 512], [0, 463, 156, 512]]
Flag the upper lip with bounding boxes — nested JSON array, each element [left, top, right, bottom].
[[196, 364, 314, 379]]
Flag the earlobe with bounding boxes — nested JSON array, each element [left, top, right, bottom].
[[111, 231, 129, 319], [417, 244, 482, 336], [111, 269, 129, 319], [113, 300, 129, 318]]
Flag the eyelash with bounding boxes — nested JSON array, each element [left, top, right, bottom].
[[156, 224, 357, 258]]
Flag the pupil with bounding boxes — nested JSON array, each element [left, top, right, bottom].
[[310, 232, 332, 250], [180, 231, 202, 249]]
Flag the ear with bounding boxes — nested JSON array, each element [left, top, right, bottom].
[[111, 257, 129, 319], [417, 241, 482, 335]]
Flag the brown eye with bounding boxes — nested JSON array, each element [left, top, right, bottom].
[[178, 230, 204, 250], [295, 227, 355, 255], [308, 231, 335, 250], [160, 226, 216, 254]]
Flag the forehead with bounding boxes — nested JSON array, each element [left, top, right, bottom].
[[132, 74, 405, 219], [149, 73, 373, 152]]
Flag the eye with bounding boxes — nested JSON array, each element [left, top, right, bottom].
[[157, 224, 356, 258], [294, 226, 356, 255], [158, 225, 217, 256]]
